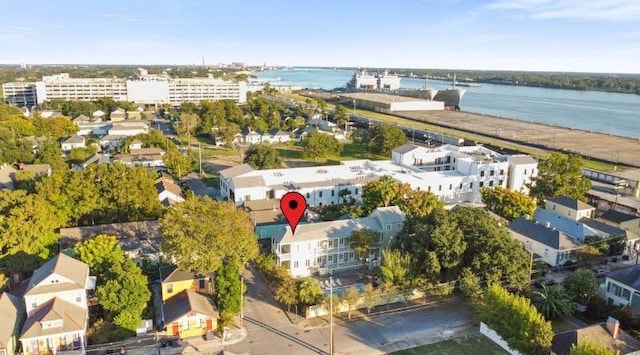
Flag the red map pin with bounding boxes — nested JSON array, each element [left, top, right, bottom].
[[280, 192, 307, 234]]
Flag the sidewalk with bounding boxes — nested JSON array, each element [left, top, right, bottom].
[[158, 324, 248, 355]]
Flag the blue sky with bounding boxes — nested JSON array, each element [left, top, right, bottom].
[[1, 0, 639, 73]]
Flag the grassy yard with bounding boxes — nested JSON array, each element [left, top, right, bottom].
[[392, 334, 506, 355], [274, 142, 384, 163], [552, 319, 576, 334], [200, 172, 220, 189]]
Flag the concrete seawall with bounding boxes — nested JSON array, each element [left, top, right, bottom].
[[394, 110, 640, 168]]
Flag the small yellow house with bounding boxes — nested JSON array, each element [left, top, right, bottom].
[[159, 265, 213, 302], [163, 290, 218, 339], [0, 293, 25, 355]]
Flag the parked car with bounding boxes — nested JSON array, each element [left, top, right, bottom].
[[592, 266, 610, 277]]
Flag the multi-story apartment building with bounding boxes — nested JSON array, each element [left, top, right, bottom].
[[2, 68, 247, 107], [220, 144, 538, 207], [272, 206, 405, 277]]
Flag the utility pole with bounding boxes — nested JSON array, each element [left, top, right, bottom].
[[329, 275, 334, 355], [198, 142, 203, 176], [528, 247, 534, 284], [240, 275, 244, 328]]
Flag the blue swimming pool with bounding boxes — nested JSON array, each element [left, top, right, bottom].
[[323, 283, 365, 296]]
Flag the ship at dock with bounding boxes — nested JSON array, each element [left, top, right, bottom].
[[345, 69, 466, 110]]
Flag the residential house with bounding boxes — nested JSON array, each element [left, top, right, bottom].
[[59, 220, 161, 262], [600, 209, 640, 235], [244, 199, 285, 241], [602, 265, 640, 309], [129, 139, 143, 150], [114, 147, 165, 168], [159, 265, 214, 302], [156, 180, 184, 206], [508, 216, 584, 267], [20, 253, 95, 355], [76, 121, 111, 136], [0, 293, 25, 355], [19, 164, 52, 178], [99, 135, 127, 150], [159, 265, 217, 338], [243, 129, 262, 145], [60, 135, 86, 152], [126, 111, 142, 120], [72, 153, 111, 171], [544, 196, 596, 221], [162, 290, 218, 339], [506, 155, 538, 194], [552, 317, 640, 355], [272, 206, 405, 277], [220, 144, 538, 207], [109, 108, 126, 122], [71, 114, 90, 123], [92, 110, 105, 121], [0, 164, 17, 190], [261, 129, 291, 144], [108, 122, 149, 137]]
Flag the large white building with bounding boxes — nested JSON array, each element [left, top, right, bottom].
[[220, 143, 538, 207], [2, 68, 247, 107], [273, 206, 406, 277]]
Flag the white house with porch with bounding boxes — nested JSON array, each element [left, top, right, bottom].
[[272, 206, 405, 277]]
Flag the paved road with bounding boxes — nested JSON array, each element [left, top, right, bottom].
[[181, 173, 217, 198], [227, 267, 475, 355]]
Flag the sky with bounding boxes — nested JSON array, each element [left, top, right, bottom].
[[1, 0, 640, 73]]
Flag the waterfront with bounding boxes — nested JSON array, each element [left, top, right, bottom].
[[257, 69, 640, 139]]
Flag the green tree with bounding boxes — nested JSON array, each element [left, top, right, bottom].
[[74, 235, 125, 281], [362, 176, 442, 216], [349, 228, 378, 267], [481, 186, 536, 221], [244, 143, 282, 169], [528, 153, 592, 203], [459, 267, 482, 302], [563, 269, 598, 305], [160, 196, 258, 274], [301, 132, 341, 160], [163, 149, 191, 178], [481, 284, 554, 354], [96, 258, 151, 333], [216, 258, 243, 325], [570, 342, 620, 355], [177, 112, 200, 148], [366, 124, 407, 156], [399, 189, 444, 217], [274, 276, 298, 312], [297, 278, 323, 305], [0, 274, 9, 291], [334, 105, 350, 131], [534, 285, 574, 320], [362, 283, 380, 313], [342, 286, 360, 319], [380, 249, 413, 289], [35, 138, 67, 172]]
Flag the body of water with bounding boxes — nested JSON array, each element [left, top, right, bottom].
[[257, 69, 640, 139]]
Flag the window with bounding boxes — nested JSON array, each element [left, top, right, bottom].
[[623, 288, 631, 300], [428, 186, 431, 192], [294, 261, 299, 268], [544, 249, 549, 257], [339, 253, 343, 260], [386, 224, 392, 231], [260, 230, 266, 238], [552, 205, 556, 211], [479, 182, 484, 187], [568, 211, 571, 217], [500, 169, 504, 175], [489, 181, 494, 187], [331, 190, 335, 197], [396, 222, 402, 230], [306, 193, 310, 198], [438, 185, 442, 191], [470, 182, 474, 188], [449, 184, 452, 190], [480, 171, 485, 177], [499, 180, 503, 185], [340, 238, 345, 246], [459, 183, 463, 189], [328, 240, 334, 247], [167, 284, 173, 293], [328, 255, 333, 262], [355, 188, 359, 195], [199, 279, 206, 289], [182, 319, 189, 330], [490, 170, 495, 176], [305, 259, 310, 267], [195, 318, 202, 328], [319, 191, 323, 198], [524, 169, 528, 174]]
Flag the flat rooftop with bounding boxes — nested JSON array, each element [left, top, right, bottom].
[[339, 92, 431, 105]]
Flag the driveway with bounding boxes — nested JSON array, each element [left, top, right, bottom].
[[227, 267, 476, 355]]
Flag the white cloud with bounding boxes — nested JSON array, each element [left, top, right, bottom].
[[0, 26, 35, 41], [486, 0, 640, 22]]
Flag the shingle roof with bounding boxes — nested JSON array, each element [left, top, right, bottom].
[[601, 209, 640, 224], [0, 293, 23, 348], [220, 163, 254, 179], [156, 181, 183, 198], [24, 253, 88, 296], [392, 144, 420, 154], [552, 322, 640, 355], [62, 135, 85, 144], [549, 196, 594, 211], [508, 217, 584, 250], [607, 265, 640, 291], [159, 265, 199, 284], [579, 217, 627, 237], [59, 220, 160, 250], [163, 289, 218, 325], [20, 298, 87, 339]]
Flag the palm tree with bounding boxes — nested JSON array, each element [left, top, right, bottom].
[[534, 285, 574, 320], [297, 278, 323, 305]]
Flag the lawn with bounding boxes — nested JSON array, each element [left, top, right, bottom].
[[391, 334, 506, 355], [274, 142, 384, 163], [200, 172, 220, 189]]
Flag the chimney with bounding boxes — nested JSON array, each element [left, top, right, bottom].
[[606, 316, 620, 339]]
